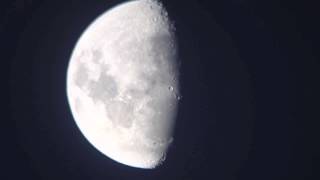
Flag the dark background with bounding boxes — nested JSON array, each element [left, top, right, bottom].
[[3, 0, 320, 179]]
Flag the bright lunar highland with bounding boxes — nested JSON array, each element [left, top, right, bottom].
[[66, 0, 180, 169]]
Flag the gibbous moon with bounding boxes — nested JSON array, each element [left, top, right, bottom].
[[66, 0, 180, 169]]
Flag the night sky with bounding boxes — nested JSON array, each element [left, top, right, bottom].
[[3, 0, 320, 179]]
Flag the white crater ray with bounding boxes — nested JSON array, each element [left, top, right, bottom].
[[66, 0, 180, 169]]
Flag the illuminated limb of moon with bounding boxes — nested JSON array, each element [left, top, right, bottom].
[[66, 0, 180, 169]]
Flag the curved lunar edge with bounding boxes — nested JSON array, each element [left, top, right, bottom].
[[66, 0, 180, 169]]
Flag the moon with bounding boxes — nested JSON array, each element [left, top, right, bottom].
[[66, 0, 180, 169]]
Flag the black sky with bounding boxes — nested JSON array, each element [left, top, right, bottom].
[[3, 0, 320, 179]]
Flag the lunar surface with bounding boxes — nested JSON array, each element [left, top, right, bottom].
[[66, 0, 180, 169]]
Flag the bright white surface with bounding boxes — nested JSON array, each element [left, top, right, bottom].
[[66, 0, 179, 169]]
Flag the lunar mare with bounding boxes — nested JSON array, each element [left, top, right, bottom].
[[66, 0, 179, 169]]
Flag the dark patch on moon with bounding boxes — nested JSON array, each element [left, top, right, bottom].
[[107, 100, 134, 128], [87, 72, 119, 103], [125, 87, 147, 100], [145, 34, 177, 86], [73, 62, 89, 88], [100, 63, 110, 74], [91, 49, 103, 63], [144, 97, 175, 140], [74, 97, 82, 113], [149, 34, 175, 68]]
